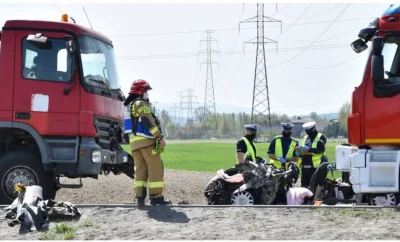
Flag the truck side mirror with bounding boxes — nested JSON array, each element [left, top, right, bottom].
[[63, 35, 76, 54], [66, 40, 75, 54], [371, 55, 384, 83], [27, 33, 52, 49], [371, 36, 385, 83], [371, 36, 384, 55], [350, 39, 368, 53]]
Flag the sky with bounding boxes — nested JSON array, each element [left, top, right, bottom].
[[0, 1, 392, 118]]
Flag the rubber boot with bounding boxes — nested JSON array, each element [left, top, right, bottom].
[[137, 197, 145, 209], [150, 197, 172, 206], [136, 188, 147, 209]]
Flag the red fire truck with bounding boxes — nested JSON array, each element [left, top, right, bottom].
[[335, 4, 400, 206], [0, 14, 134, 204]]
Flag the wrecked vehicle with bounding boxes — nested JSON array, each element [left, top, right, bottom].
[[204, 157, 302, 205]]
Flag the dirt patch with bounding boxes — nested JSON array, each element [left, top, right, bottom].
[[1, 207, 400, 240], [55, 169, 215, 205], [2, 170, 400, 240]]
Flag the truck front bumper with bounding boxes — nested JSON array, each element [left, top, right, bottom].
[[77, 137, 129, 175]]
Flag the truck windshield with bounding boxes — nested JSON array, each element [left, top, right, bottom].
[[381, 36, 400, 78], [78, 36, 121, 91]]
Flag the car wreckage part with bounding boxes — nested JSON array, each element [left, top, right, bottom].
[[230, 191, 255, 205]]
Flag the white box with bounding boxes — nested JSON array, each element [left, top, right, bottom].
[[335, 145, 358, 171]]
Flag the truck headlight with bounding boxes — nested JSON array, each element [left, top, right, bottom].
[[92, 150, 102, 163]]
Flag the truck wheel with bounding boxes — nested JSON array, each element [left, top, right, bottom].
[[370, 193, 399, 206], [0, 151, 56, 205]]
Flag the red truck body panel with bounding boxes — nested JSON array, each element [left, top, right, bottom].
[[348, 6, 400, 146], [0, 19, 123, 138]]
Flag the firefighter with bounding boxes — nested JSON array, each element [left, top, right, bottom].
[[123, 79, 171, 207], [267, 123, 300, 169], [236, 124, 258, 164], [296, 121, 328, 188]]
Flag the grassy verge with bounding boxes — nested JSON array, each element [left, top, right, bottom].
[[38, 219, 100, 240], [121, 140, 343, 178]]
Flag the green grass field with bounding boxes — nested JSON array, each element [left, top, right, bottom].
[[121, 140, 343, 178]]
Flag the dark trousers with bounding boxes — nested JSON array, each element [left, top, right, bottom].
[[301, 167, 316, 188], [301, 155, 328, 188], [301, 156, 315, 188]]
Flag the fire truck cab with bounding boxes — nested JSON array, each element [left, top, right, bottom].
[[0, 15, 134, 204], [334, 4, 400, 206]]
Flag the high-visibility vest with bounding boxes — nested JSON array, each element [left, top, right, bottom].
[[299, 133, 325, 168], [274, 135, 297, 169], [238, 137, 257, 163]]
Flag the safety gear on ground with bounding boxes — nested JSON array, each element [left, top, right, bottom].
[[4, 184, 81, 233], [273, 135, 297, 169], [129, 79, 152, 95], [239, 136, 257, 162], [132, 144, 166, 200]]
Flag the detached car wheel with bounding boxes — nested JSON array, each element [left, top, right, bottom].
[[0, 151, 56, 205]]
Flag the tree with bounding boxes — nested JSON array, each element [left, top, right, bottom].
[[310, 112, 319, 122], [338, 101, 351, 132]]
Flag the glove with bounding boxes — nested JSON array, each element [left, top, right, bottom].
[[278, 157, 286, 163], [297, 146, 310, 151], [295, 151, 301, 156]]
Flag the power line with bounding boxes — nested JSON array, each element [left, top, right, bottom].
[[284, 8, 385, 43], [267, 3, 351, 67], [108, 17, 374, 38], [213, 99, 349, 111], [272, 50, 368, 69], [214, 6, 245, 87], [278, 3, 343, 19], [116, 44, 350, 60]]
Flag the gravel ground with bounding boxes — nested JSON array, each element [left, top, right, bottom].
[[3, 169, 400, 240], [1, 206, 400, 240], [55, 169, 214, 205]]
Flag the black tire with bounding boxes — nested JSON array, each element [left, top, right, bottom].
[[0, 151, 56, 205]]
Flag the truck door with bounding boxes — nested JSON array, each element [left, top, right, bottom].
[[13, 31, 80, 136], [364, 39, 400, 142]]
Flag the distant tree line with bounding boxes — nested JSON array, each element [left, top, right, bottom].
[[155, 101, 351, 140]]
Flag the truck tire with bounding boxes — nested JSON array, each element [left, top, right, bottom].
[[0, 151, 56, 205]]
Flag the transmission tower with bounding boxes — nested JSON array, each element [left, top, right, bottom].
[[171, 102, 180, 124], [181, 89, 198, 125], [200, 30, 219, 138], [239, 3, 282, 136]]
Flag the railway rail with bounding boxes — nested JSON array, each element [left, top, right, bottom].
[[1, 204, 399, 209]]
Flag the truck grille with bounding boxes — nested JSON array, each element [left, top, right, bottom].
[[94, 116, 123, 150]]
